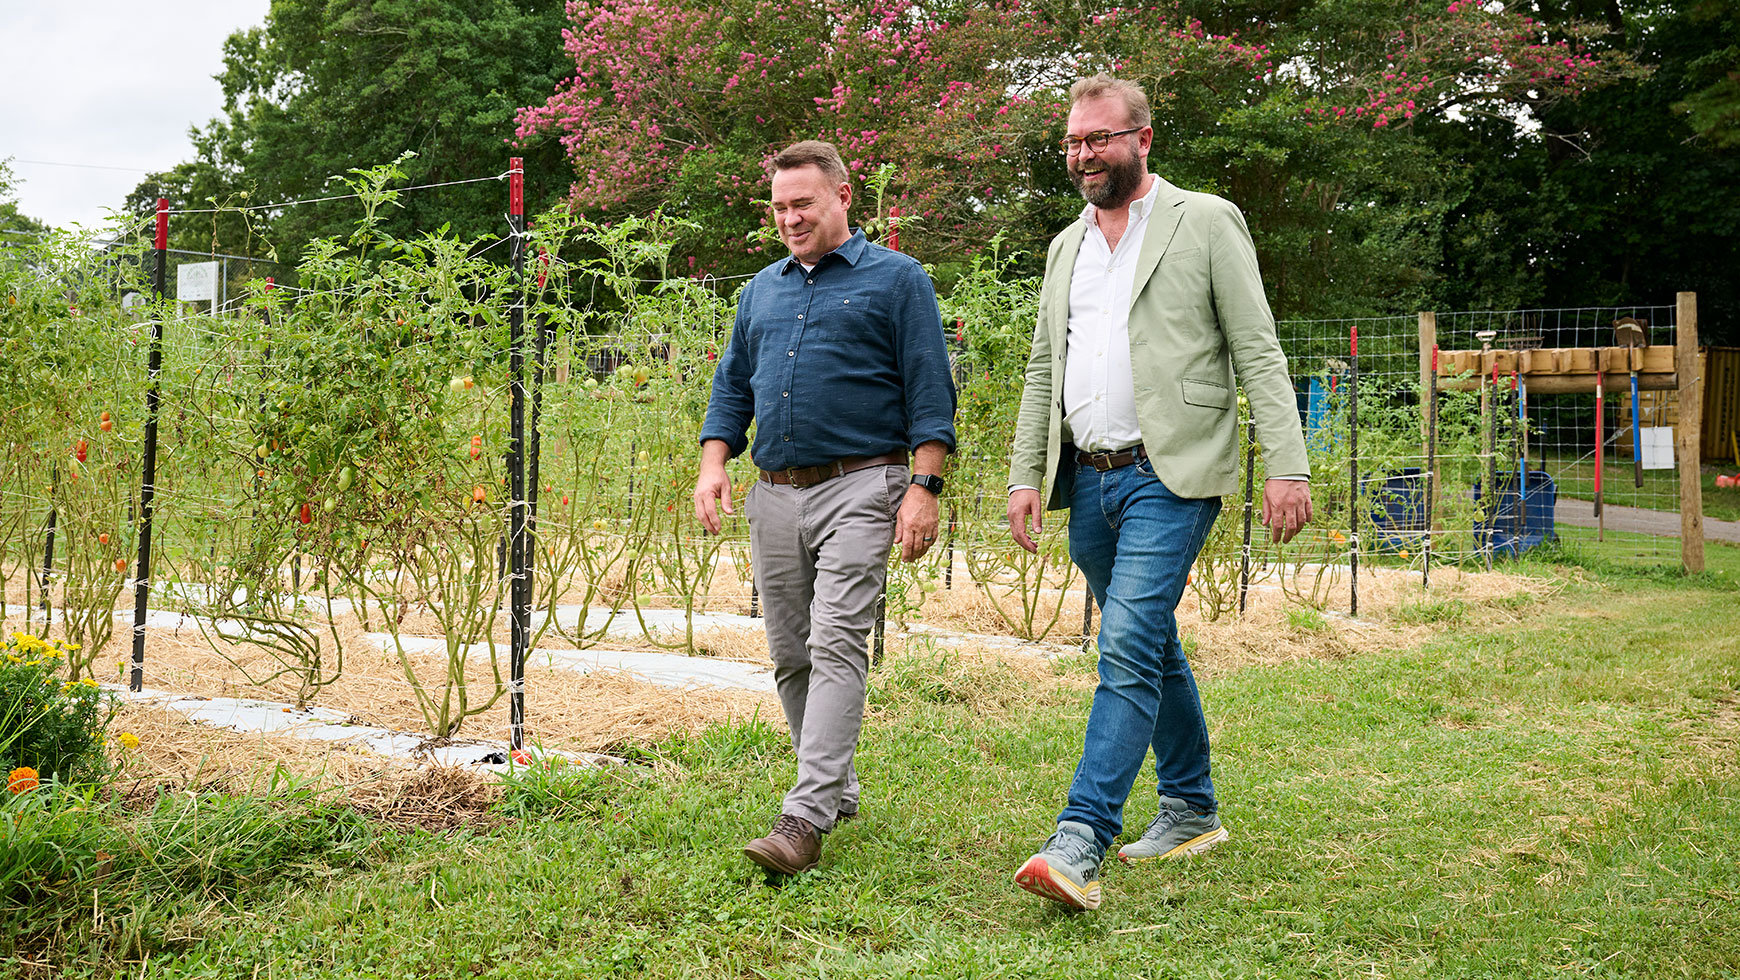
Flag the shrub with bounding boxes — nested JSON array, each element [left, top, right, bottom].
[[0, 632, 116, 785]]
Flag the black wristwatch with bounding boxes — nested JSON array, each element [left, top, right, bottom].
[[910, 473, 944, 495]]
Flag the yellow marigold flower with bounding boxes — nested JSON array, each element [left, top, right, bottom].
[[117, 732, 140, 750], [7, 767, 39, 794], [79, 677, 98, 688]]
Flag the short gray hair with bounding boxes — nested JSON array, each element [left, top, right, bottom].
[[1068, 74, 1152, 129], [772, 140, 850, 187]]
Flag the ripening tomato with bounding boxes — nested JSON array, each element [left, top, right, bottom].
[[98, 533, 110, 545], [299, 502, 312, 524], [473, 486, 487, 504], [115, 558, 128, 573], [100, 411, 113, 432], [74, 439, 87, 462]]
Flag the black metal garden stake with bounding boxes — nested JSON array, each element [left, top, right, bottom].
[[506, 157, 529, 750], [129, 199, 169, 692]]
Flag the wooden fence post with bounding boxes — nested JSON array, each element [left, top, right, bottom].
[[1677, 292, 1704, 573]]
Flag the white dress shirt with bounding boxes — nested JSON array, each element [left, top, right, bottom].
[[1061, 176, 1161, 453]]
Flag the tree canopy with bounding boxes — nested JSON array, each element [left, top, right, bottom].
[[125, 0, 574, 262], [121, 0, 1740, 337]]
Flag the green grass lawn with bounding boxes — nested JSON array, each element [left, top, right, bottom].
[[9, 554, 1740, 979], [1540, 452, 1740, 523]]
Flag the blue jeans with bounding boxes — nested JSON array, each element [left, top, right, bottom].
[[1058, 458, 1222, 850]]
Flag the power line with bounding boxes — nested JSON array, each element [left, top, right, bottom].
[[9, 158, 154, 173]]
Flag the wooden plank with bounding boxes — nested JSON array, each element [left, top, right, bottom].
[[1678, 293, 1704, 574], [1436, 345, 1675, 377], [1437, 372, 1677, 395], [1701, 347, 1740, 462]]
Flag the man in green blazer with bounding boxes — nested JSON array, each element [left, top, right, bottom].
[[1007, 74, 1313, 912]]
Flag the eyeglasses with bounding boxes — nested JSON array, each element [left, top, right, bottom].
[[1058, 127, 1143, 155]]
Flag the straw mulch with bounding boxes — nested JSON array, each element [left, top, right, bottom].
[[4, 557, 1547, 810]]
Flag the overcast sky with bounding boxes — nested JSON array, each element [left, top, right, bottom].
[[1, 0, 272, 232]]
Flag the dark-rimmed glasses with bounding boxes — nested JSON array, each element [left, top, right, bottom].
[[1058, 127, 1143, 155]]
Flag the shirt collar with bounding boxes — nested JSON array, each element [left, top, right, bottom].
[[781, 228, 868, 275], [1080, 174, 1161, 229]]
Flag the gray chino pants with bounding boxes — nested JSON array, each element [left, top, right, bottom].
[[747, 463, 906, 832]]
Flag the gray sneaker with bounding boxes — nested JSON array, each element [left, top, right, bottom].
[[1117, 796, 1229, 862], [1014, 820, 1105, 910]]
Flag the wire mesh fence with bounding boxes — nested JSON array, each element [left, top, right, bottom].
[[0, 188, 1712, 752]]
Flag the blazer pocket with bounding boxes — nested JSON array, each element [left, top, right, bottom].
[[1164, 246, 1202, 262], [1181, 378, 1232, 410]]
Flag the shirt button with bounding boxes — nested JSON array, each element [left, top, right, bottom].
[[806, 279, 814, 285], [797, 314, 804, 320], [783, 436, 790, 441], [782, 391, 789, 397], [788, 351, 795, 357]]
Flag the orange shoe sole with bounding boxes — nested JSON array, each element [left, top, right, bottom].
[[1014, 855, 1102, 911]]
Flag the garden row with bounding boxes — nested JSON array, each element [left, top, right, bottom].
[[0, 168, 1604, 751]]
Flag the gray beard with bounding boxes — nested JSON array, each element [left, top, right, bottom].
[[1073, 156, 1144, 208]]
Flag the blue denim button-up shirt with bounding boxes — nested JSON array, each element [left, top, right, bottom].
[[700, 230, 957, 471]]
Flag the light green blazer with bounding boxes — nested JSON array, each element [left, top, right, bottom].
[[1008, 177, 1309, 508]]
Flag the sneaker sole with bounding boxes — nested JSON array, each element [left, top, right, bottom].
[[743, 843, 819, 875], [1014, 856, 1102, 911], [1118, 826, 1230, 863]]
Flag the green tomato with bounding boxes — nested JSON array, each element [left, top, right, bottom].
[[337, 466, 356, 493]]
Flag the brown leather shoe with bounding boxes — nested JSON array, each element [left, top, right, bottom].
[[744, 814, 821, 874]]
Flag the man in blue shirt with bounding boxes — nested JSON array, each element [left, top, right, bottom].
[[694, 140, 956, 875]]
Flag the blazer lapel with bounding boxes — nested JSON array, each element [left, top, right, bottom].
[[1128, 178, 1187, 312], [1049, 220, 1087, 349]]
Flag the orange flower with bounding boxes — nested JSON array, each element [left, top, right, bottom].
[[7, 766, 39, 794]]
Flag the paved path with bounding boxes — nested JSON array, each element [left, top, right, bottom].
[[1553, 498, 1740, 544]]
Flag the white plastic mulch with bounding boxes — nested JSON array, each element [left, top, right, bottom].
[[106, 685, 617, 771]]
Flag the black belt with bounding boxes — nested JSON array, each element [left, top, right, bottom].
[[758, 452, 907, 489], [1076, 444, 1148, 472]]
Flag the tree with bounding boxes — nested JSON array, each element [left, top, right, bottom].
[[1429, 0, 1740, 342], [0, 160, 50, 249], [126, 0, 575, 263], [517, 0, 1627, 316]]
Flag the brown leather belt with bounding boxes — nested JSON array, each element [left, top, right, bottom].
[[759, 452, 907, 489], [1076, 444, 1148, 472]]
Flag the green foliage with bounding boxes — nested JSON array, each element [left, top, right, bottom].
[[124, 0, 574, 263], [1432, 0, 1740, 341], [495, 755, 637, 820], [0, 781, 378, 962], [0, 633, 114, 785], [1391, 597, 1471, 626], [1284, 603, 1330, 635], [0, 160, 49, 248]]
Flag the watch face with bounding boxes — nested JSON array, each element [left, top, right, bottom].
[[912, 474, 944, 493]]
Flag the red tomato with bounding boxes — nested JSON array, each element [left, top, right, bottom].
[[299, 502, 312, 524]]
